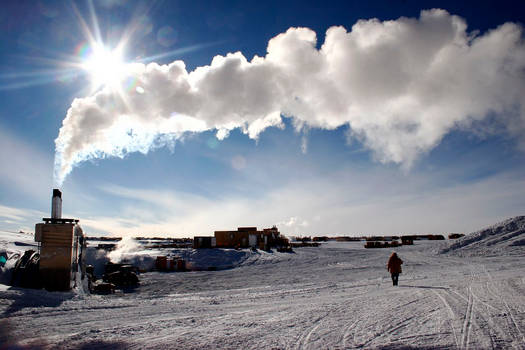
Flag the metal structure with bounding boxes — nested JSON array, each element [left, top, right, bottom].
[[34, 189, 85, 291], [214, 226, 283, 250]]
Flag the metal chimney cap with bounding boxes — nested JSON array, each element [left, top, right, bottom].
[[53, 189, 62, 198]]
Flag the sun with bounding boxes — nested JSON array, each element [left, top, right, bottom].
[[82, 43, 127, 91]]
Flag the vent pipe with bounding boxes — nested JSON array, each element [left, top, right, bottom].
[[51, 189, 62, 219]]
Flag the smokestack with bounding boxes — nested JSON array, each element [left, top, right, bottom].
[[51, 189, 62, 219]]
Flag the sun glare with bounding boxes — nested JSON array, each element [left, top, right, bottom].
[[82, 44, 127, 90]]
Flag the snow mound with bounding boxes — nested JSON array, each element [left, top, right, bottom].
[[440, 215, 525, 257], [84, 247, 262, 275], [184, 248, 253, 270]]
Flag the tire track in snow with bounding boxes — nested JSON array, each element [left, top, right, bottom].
[[294, 314, 326, 350], [350, 290, 433, 349], [356, 314, 417, 349], [451, 288, 508, 350], [443, 266, 511, 350], [459, 261, 500, 349], [456, 265, 494, 350], [458, 267, 477, 349], [338, 289, 404, 348], [432, 290, 460, 349], [291, 296, 353, 350], [467, 265, 518, 349], [460, 286, 474, 349], [287, 284, 374, 350], [340, 319, 359, 348], [328, 284, 443, 349], [481, 265, 525, 345]]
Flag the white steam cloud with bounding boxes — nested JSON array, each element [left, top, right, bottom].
[[54, 9, 525, 184], [108, 236, 143, 263]]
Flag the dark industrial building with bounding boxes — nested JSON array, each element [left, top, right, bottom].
[[34, 189, 85, 291], [214, 226, 285, 250]]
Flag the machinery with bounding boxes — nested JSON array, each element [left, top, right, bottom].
[[10, 189, 139, 293], [33, 189, 86, 291]]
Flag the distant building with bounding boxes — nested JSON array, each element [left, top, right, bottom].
[[214, 226, 283, 250], [193, 236, 216, 249]]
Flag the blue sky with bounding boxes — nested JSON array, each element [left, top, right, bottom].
[[0, 0, 524, 237]]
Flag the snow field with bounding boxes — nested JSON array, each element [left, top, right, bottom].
[[1, 240, 524, 349]]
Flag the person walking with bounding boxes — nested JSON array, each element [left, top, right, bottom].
[[387, 252, 403, 286]]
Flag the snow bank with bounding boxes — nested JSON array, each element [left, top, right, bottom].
[[87, 238, 260, 273], [183, 248, 252, 270], [83, 247, 263, 276], [440, 215, 525, 257], [0, 230, 35, 252]]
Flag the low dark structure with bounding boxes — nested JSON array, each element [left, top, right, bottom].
[[290, 241, 319, 248], [401, 237, 414, 245], [214, 226, 289, 250], [155, 256, 186, 272], [427, 235, 445, 240], [364, 241, 401, 249], [334, 236, 362, 242], [102, 263, 139, 288], [193, 236, 215, 249], [97, 243, 116, 251]]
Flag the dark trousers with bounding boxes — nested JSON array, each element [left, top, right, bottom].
[[391, 273, 399, 286]]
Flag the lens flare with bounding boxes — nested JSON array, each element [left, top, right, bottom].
[[123, 75, 138, 93], [75, 42, 92, 60], [82, 43, 127, 90]]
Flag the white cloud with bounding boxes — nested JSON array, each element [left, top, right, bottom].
[[0, 204, 47, 231], [55, 9, 525, 184], [73, 166, 525, 237]]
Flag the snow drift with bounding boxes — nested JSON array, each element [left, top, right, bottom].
[[84, 246, 258, 276], [54, 9, 525, 184], [440, 215, 525, 256]]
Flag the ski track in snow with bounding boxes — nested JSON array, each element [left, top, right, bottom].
[[1, 240, 525, 349]]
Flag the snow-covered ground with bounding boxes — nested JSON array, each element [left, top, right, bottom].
[[1, 218, 525, 349]]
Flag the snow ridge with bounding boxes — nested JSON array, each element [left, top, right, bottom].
[[440, 215, 525, 257]]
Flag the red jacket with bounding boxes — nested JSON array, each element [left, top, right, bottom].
[[387, 254, 403, 274]]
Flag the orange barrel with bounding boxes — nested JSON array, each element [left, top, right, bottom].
[[156, 256, 167, 271]]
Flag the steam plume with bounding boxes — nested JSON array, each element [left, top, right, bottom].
[[108, 236, 143, 263], [54, 9, 525, 184]]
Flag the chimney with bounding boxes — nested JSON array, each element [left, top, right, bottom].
[[51, 189, 62, 219]]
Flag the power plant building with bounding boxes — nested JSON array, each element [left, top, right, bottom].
[[214, 226, 281, 250], [34, 189, 85, 291]]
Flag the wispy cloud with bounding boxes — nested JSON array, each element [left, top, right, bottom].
[[0, 125, 53, 198], [0, 204, 47, 232], [75, 167, 525, 237]]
